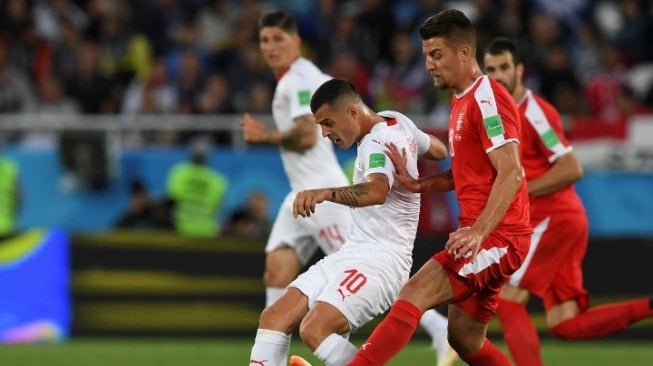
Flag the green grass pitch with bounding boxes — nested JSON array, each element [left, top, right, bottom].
[[0, 338, 651, 365]]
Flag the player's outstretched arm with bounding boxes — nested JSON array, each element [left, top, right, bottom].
[[240, 113, 317, 153], [292, 173, 389, 218]]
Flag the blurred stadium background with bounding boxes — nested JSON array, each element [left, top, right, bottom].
[[0, 0, 652, 364]]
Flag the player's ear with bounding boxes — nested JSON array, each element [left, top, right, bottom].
[[516, 63, 525, 80]]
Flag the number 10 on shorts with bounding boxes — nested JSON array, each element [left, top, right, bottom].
[[337, 269, 368, 301]]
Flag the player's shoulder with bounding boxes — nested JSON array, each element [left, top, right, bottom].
[[527, 91, 559, 115]]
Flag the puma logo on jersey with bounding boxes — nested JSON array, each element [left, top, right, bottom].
[[362, 343, 372, 350], [250, 359, 268, 366], [480, 98, 493, 106]]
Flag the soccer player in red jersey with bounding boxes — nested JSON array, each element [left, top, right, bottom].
[[347, 10, 531, 366], [483, 37, 653, 366]]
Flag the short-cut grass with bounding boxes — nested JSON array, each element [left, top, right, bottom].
[[0, 337, 651, 365]]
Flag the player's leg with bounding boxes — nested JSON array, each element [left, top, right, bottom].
[[347, 258, 453, 366], [264, 247, 301, 306], [419, 309, 458, 366], [495, 285, 542, 366], [448, 304, 511, 365], [548, 296, 653, 339], [250, 287, 309, 366], [264, 195, 319, 306], [299, 302, 357, 365], [299, 246, 407, 365], [544, 220, 653, 339]]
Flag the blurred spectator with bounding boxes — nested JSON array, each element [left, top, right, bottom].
[[0, 154, 20, 238], [22, 72, 79, 148], [584, 44, 628, 123], [371, 31, 430, 113], [164, 19, 212, 82], [166, 138, 228, 238], [52, 17, 83, 84], [0, 0, 30, 36], [223, 190, 271, 240], [64, 41, 115, 113], [0, 37, 35, 113], [538, 43, 582, 113], [114, 179, 172, 229], [196, 0, 238, 54], [32, 0, 87, 43], [175, 50, 205, 113], [121, 58, 177, 115], [197, 73, 234, 114], [612, 0, 653, 65], [96, 4, 152, 89]]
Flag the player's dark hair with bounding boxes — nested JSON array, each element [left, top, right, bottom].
[[258, 9, 297, 34], [310, 79, 362, 113], [419, 9, 476, 53], [485, 37, 522, 65]]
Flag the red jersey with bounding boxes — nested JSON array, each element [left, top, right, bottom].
[[449, 76, 531, 235], [518, 90, 585, 215]]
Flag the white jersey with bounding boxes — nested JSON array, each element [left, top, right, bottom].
[[272, 57, 348, 191], [349, 111, 431, 259]]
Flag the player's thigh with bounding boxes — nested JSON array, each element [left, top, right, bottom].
[[264, 247, 301, 286], [299, 301, 351, 348], [398, 258, 453, 311], [266, 195, 320, 265]]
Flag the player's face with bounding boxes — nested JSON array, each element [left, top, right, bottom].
[[259, 26, 300, 71], [422, 37, 464, 91], [314, 103, 361, 149], [484, 51, 521, 94]]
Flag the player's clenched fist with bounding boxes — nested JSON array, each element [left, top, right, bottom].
[[240, 113, 268, 143], [293, 189, 331, 218]]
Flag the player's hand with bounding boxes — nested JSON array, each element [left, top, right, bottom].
[[445, 226, 483, 261], [293, 189, 330, 218], [385, 143, 421, 192], [240, 113, 268, 143]]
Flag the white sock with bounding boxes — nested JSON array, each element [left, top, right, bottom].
[[249, 329, 290, 366], [266, 287, 285, 307], [420, 309, 452, 360], [420, 308, 448, 339], [313, 333, 358, 366]]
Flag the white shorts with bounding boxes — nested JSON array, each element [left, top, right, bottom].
[[266, 192, 350, 264], [289, 243, 411, 332]]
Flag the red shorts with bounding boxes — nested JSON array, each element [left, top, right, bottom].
[[509, 210, 590, 311], [434, 229, 530, 323]]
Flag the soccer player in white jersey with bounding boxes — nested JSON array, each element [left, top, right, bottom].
[[248, 79, 447, 366], [241, 10, 351, 309]]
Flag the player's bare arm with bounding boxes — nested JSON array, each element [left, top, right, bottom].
[[528, 151, 583, 197], [292, 173, 389, 218], [422, 135, 448, 161], [446, 142, 523, 260], [384, 142, 453, 193], [240, 114, 317, 153]]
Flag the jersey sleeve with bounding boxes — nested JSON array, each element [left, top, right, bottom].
[[526, 95, 573, 163], [473, 77, 521, 154], [359, 133, 395, 189], [287, 74, 315, 120]]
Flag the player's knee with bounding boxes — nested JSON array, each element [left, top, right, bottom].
[[259, 303, 292, 333], [447, 326, 484, 357], [264, 249, 300, 287]]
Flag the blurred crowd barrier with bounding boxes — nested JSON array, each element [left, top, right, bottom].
[[0, 113, 651, 236]]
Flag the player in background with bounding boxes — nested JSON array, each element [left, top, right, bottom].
[[249, 79, 447, 366], [483, 37, 653, 366], [242, 10, 456, 366], [241, 9, 350, 310], [347, 10, 531, 365]]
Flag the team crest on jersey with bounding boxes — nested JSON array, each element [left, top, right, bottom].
[[456, 112, 464, 131]]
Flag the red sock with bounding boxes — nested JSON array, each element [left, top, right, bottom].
[[495, 298, 543, 366], [461, 339, 512, 366], [551, 298, 651, 339], [347, 300, 421, 366]]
